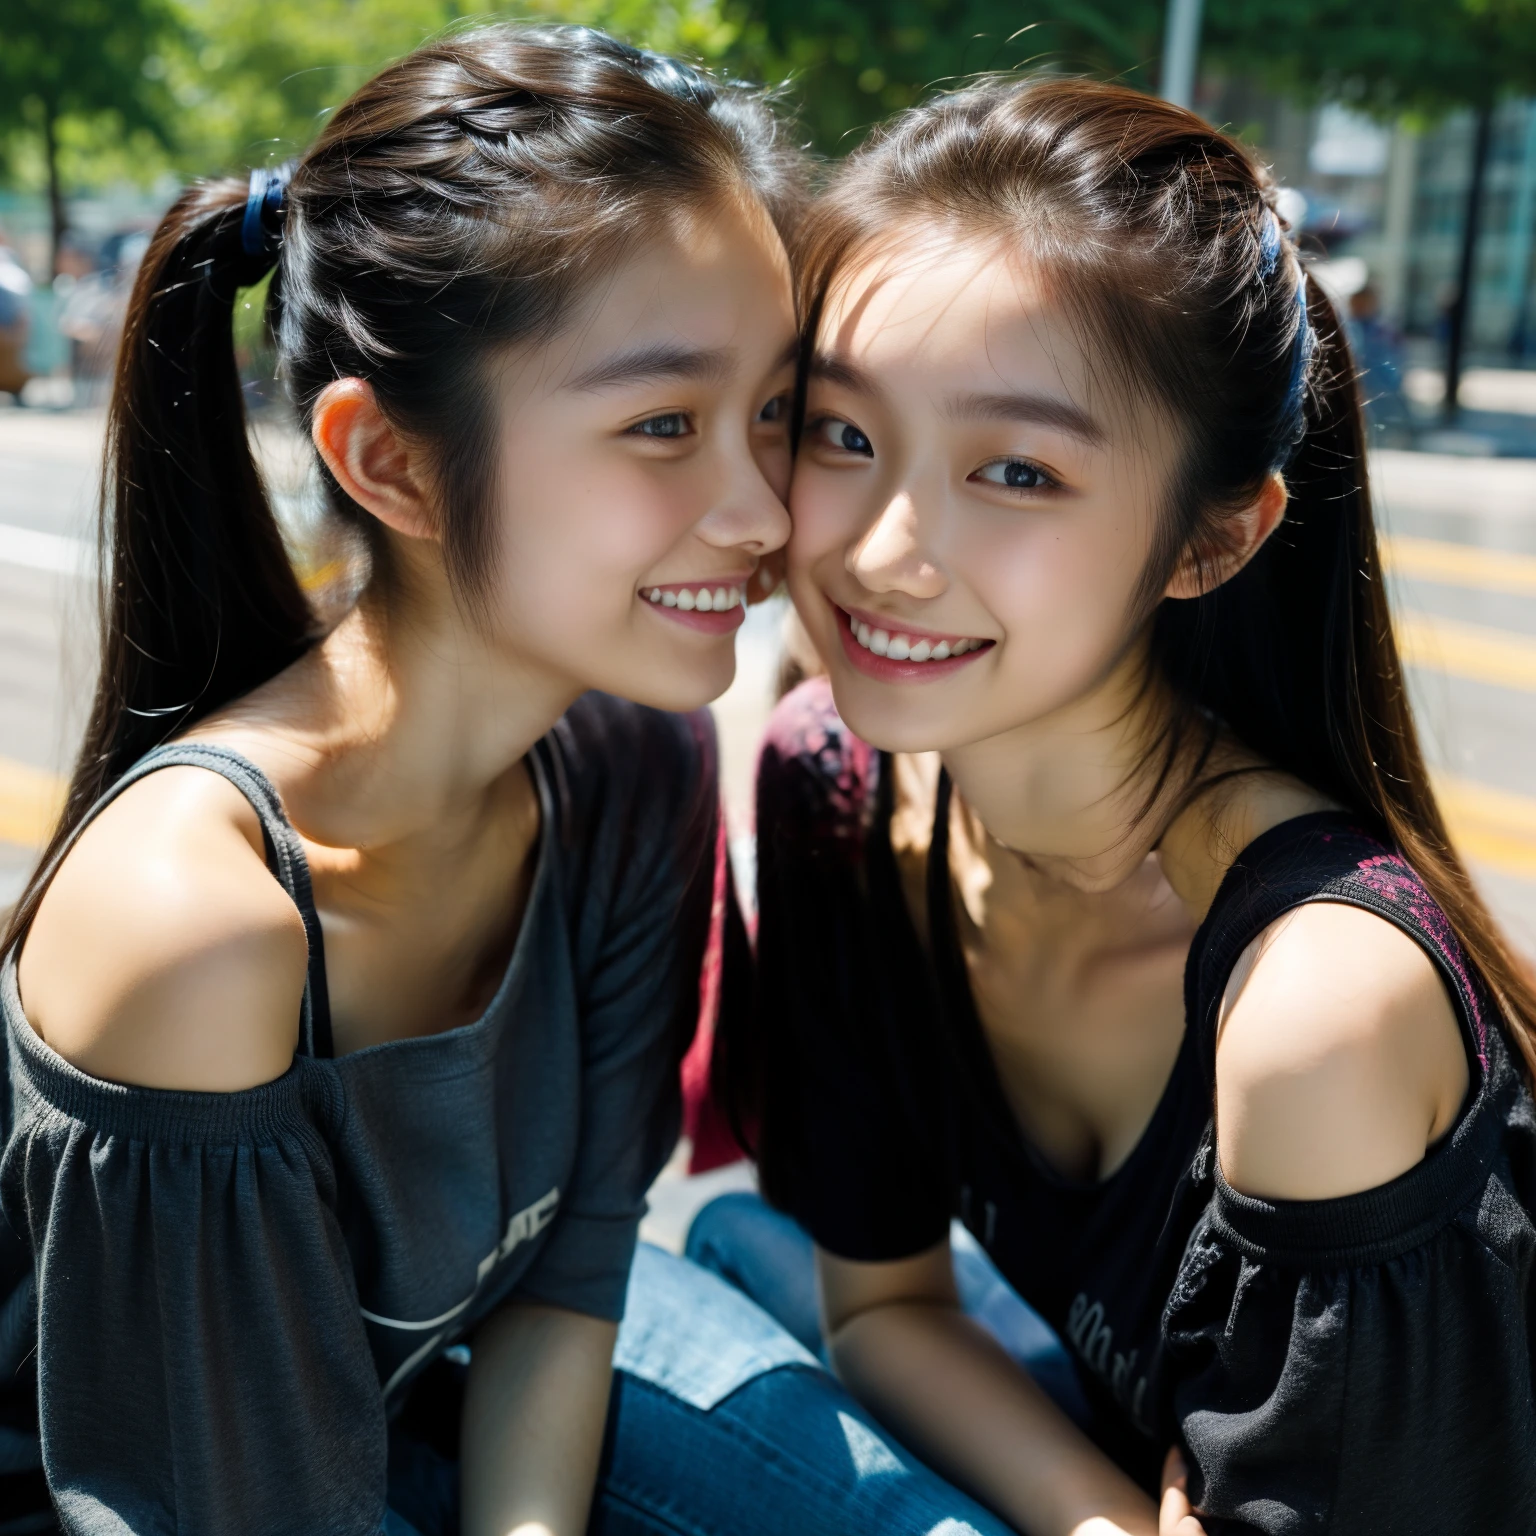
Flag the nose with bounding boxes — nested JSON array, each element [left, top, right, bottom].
[[847, 491, 947, 600], [694, 453, 792, 561]]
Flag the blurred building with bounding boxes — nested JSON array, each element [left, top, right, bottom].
[[1201, 85, 1536, 361]]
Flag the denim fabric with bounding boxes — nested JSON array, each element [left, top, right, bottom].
[[685, 1192, 1091, 1427], [612, 1241, 817, 1408], [594, 1245, 1013, 1536]]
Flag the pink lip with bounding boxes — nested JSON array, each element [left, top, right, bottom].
[[830, 599, 993, 683]]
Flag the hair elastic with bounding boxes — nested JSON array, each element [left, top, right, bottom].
[[241, 164, 293, 260], [1260, 205, 1314, 467]]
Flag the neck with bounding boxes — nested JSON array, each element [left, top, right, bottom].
[[941, 648, 1203, 899], [222, 542, 582, 851], [943, 647, 1322, 920]]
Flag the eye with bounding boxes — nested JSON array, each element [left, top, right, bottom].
[[757, 393, 791, 425], [972, 457, 1057, 492], [811, 416, 873, 457], [629, 411, 692, 439]]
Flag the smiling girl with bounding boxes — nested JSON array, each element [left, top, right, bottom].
[[705, 78, 1536, 1534], [0, 27, 802, 1536]]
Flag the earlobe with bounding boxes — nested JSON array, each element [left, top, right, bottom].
[[311, 379, 438, 541], [1163, 472, 1289, 601]]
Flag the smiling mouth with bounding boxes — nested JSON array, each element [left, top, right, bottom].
[[837, 604, 992, 663]]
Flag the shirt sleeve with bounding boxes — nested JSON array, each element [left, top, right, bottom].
[[0, 1021, 387, 1536], [754, 679, 951, 1262], [1163, 1106, 1536, 1535], [515, 701, 719, 1321]]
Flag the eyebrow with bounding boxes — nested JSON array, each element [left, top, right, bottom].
[[946, 390, 1106, 446], [808, 353, 883, 396], [566, 343, 737, 393]]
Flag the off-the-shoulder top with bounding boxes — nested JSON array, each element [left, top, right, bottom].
[[754, 677, 1536, 1534], [0, 693, 717, 1536]]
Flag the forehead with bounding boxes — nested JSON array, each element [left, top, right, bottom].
[[820, 225, 1086, 391], [507, 199, 794, 395]]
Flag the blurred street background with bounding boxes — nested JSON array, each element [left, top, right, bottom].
[[3, 0, 1536, 952]]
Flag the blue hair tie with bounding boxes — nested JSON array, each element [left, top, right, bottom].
[[241, 164, 292, 259], [1262, 206, 1313, 467]]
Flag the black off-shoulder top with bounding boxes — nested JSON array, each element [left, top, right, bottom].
[[754, 678, 1536, 1535]]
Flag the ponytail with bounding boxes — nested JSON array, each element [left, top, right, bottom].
[[2, 178, 312, 950]]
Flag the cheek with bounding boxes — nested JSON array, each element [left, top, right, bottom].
[[969, 517, 1146, 687], [487, 461, 692, 638], [787, 466, 859, 574]]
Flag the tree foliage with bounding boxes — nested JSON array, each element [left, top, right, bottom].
[[728, 0, 1166, 151], [1203, 0, 1536, 118]]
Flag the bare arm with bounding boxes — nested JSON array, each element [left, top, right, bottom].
[[460, 1302, 618, 1536], [820, 1242, 1160, 1536]]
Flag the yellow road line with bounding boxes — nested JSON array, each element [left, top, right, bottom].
[[1381, 535, 1536, 598], [1435, 774, 1536, 880], [0, 757, 65, 850], [1396, 611, 1536, 693]]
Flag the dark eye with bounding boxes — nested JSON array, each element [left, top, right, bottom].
[[630, 412, 691, 439], [757, 393, 790, 424], [974, 458, 1055, 491], [814, 416, 873, 456]]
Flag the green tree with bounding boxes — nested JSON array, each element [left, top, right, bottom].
[[169, 0, 743, 174], [729, 0, 1165, 151], [0, 0, 182, 272]]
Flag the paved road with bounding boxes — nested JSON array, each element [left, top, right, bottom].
[[2, 408, 1535, 956]]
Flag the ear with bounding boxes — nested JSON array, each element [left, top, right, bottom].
[[1164, 472, 1289, 601], [311, 379, 437, 541]]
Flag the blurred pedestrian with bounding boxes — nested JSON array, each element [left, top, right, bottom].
[[0, 235, 32, 398], [1347, 281, 1412, 441]]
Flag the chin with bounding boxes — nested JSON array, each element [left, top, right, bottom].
[[610, 654, 738, 714], [824, 669, 969, 755]]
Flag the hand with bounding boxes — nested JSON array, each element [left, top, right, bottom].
[[1159, 1448, 1207, 1536]]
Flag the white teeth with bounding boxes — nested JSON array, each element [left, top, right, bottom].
[[644, 585, 745, 613], [845, 612, 980, 662]]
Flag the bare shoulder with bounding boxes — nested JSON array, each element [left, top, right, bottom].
[[1215, 901, 1470, 1201], [16, 766, 308, 1091]]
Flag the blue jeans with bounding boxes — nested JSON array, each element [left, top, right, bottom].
[[387, 1196, 1086, 1535]]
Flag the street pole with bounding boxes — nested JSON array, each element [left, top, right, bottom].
[[1444, 103, 1494, 421], [1161, 0, 1204, 110]]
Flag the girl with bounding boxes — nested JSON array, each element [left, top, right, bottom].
[[708, 78, 1536, 1534], [0, 26, 801, 1535]]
